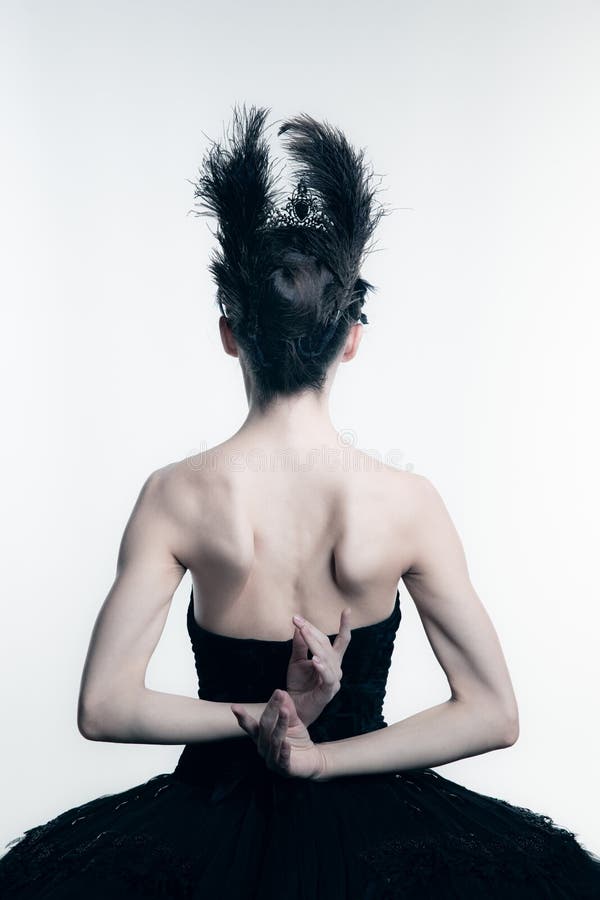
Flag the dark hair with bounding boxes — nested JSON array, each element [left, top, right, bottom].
[[190, 104, 388, 408]]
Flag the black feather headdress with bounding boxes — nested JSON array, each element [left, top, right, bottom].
[[274, 111, 387, 324], [189, 103, 388, 366]]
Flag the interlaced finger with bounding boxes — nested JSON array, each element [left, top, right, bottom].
[[311, 653, 341, 691], [332, 607, 352, 655], [257, 691, 285, 758], [291, 615, 330, 658], [266, 706, 289, 772], [293, 607, 352, 662]]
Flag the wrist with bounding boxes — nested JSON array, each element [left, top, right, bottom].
[[246, 701, 268, 720], [311, 743, 333, 783]]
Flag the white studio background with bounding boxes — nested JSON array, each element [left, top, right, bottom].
[[1, 0, 599, 856]]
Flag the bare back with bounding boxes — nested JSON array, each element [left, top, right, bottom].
[[168, 437, 417, 642], [80, 421, 518, 738]]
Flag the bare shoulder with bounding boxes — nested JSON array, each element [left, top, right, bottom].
[[372, 465, 455, 575], [143, 448, 241, 535], [132, 457, 203, 526], [399, 470, 446, 515], [372, 461, 441, 523]]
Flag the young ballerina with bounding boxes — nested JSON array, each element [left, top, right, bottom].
[[1, 104, 599, 898]]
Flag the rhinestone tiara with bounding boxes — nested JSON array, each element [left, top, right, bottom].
[[262, 178, 334, 231]]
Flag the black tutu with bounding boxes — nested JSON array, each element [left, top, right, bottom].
[[1, 587, 599, 899]]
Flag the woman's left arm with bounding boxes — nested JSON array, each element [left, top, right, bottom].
[[313, 474, 521, 780], [77, 467, 268, 744]]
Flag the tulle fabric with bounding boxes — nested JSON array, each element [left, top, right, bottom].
[[2, 585, 599, 898], [2, 762, 600, 899]]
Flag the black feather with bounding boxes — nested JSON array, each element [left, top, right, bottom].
[[276, 112, 388, 317], [189, 104, 388, 340], [190, 103, 281, 330]]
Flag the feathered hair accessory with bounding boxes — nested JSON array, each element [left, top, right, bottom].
[[189, 103, 388, 366]]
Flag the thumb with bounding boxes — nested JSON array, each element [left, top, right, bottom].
[[231, 704, 259, 740], [290, 624, 309, 660], [276, 690, 301, 722]]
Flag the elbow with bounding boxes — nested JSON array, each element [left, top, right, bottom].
[[460, 693, 520, 749], [493, 701, 520, 748], [77, 697, 106, 741], [77, 686, 141, 741], [78, 710, 103, 741], [77, 693, 117, 741], [499, 709, 520, 747]]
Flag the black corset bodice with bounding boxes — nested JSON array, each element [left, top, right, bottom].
[[173, 587, 402, 796]]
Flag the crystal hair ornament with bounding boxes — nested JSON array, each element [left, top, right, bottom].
[[262, 179, 334, 232]]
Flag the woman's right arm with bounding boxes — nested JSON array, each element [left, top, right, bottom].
[[77, 467, 268, 745], [315, 474, 519, 781]]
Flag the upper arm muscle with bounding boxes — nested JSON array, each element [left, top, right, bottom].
[[78, 468, 187, 715], [402, 475, 518, 724]]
